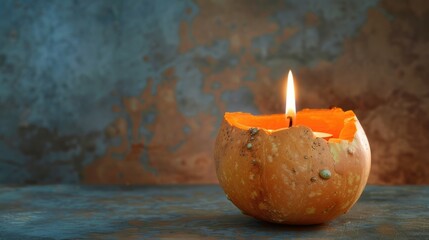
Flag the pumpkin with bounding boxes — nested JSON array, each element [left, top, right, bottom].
[[214, 108, 371, 225]]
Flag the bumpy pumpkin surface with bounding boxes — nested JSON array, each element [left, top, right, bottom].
[[214, 108, 371, 225]]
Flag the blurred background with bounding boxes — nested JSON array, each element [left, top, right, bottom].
[[0, 0, 428, 185]]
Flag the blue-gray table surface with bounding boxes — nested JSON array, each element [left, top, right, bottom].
[[0, 185, 428, 239]]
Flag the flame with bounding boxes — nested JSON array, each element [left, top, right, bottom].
[[285, 70, 296, 125]]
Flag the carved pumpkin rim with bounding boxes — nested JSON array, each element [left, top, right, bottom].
[[225, 108, 356, 142]]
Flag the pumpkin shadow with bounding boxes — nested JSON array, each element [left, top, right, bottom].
[[153, 212, 334, 235], [252, 218, 332, 232]]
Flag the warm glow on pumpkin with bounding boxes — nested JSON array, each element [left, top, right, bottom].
[[215, 107, 371, 225]]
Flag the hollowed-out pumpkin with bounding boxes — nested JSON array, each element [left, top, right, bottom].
[[214, 108, 371, 225]]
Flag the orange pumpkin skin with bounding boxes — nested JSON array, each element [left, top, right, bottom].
[[214, 109, 371, 225]]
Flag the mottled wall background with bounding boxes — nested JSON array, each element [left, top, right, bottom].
[[0, 0, 428, 185]]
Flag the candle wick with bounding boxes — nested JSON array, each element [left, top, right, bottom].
[[287, 116, 293, 127]]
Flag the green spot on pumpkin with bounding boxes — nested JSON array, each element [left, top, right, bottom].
[[319, 169, 332, 180]]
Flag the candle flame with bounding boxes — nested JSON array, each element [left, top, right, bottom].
[[285, 70, 296, 125]]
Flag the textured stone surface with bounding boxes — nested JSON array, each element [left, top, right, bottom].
[[0, 0, 428, 184], [0, 185, 428, 239]]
